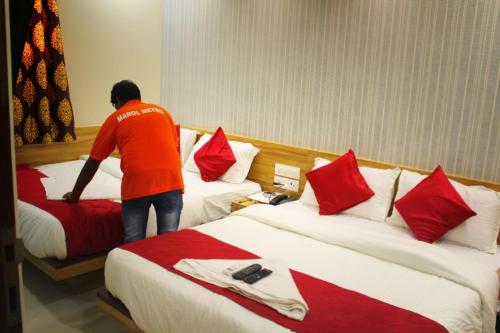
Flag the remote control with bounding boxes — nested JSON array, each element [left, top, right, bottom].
[[232, 264, 262, 280], [243, 268, 273, 284]]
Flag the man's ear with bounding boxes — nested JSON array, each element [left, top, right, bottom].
[[115, 97, 123, 109]]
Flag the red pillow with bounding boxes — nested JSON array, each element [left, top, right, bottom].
[[305, 150, 374, 215], [394, 166, 476, 243], [194, 127, 236, 182]]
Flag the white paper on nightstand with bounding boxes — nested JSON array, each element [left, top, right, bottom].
[[247, 192, 273, 204]]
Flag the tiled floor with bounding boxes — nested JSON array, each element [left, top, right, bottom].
[[22, 262, 127, 333]]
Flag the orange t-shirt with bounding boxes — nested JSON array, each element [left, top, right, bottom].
[[90, 100, 184, 200]]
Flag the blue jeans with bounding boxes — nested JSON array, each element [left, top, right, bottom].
[[122, 190, 183, 243]]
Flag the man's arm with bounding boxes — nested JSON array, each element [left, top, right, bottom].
[[63, 158, 101, 202]]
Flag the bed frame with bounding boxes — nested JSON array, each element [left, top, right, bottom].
[[96, 290, 144, 333], [15, 126, 120, 165], [97, 271, 500, 333], [21, 245, 106, 292], [15, 127, 117, 288], [185, 126, 500, 193], [21, 245, 106, 281], [15, 125, 500, 286]]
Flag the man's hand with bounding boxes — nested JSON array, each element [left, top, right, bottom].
[[63, 192, 79, 203], [62, 158, 101, 203]]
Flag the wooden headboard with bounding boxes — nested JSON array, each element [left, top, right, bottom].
[[186, 126, 500, 192], [187, 126, 500, 245], [16, 125, 500, 244], [15, 126, 118, 166]]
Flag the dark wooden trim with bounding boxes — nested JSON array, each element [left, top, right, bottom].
[[0, 0, 22, 331], [15, 126, 119, 166], [21, 245, 107, 281], [97, 290, 144, 333]]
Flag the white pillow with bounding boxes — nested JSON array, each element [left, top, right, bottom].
[[180, 128, 198, 166], [184, 133, 259, 184], [386, 170, 500, 253], [300, 157, 401, 222]]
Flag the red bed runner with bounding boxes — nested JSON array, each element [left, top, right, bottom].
[[17, 166, 123, 259], [121, 229, 448, 333]]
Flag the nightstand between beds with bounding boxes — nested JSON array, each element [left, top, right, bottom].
[[230, 197, 262, 212]]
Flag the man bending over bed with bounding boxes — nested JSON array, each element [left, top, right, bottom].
[[63, 80, 184, 243]]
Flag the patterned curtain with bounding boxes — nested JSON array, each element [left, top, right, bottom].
[[13, 0, 76, 147]]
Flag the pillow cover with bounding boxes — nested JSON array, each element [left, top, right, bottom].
[[179, 128, 198, 166], [387, 169, 500, 253], [394, 166, 476, 243], [194, 127, 236, 182], [184, 130, 259, 183], [305, 150, 374, 215], [300, 157, 400, 222]]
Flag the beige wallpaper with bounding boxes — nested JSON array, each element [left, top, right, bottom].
[[161, 0, 500, 182], [59, 0, 163, 126]]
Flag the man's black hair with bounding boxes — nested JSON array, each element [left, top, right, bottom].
[[110, 80, 141, 106]]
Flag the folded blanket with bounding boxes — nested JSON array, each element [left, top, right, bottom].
[[174, 258, 309, 320], [40, 171, 121, 200]]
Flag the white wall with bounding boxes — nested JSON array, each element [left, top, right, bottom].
[[58, 0, 163, 126]]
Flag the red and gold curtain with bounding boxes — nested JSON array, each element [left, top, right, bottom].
[[13, 0, 76, 147]]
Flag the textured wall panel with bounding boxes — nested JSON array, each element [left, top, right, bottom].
[[161, 0, 500, 182]]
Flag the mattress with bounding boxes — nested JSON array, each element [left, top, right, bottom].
[[18, 159, 261, 260], [282, 202, 500, 271], [105, 202, 499, 333]]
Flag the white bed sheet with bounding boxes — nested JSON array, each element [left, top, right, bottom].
[[283, 202, 500, 271], [18, 159, 260, 259], [105, 202, 499, 333]]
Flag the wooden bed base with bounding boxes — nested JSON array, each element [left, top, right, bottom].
[[94, 276, 499, 333], [21, 244, 107, 281], [96, 289, 144, 333]]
